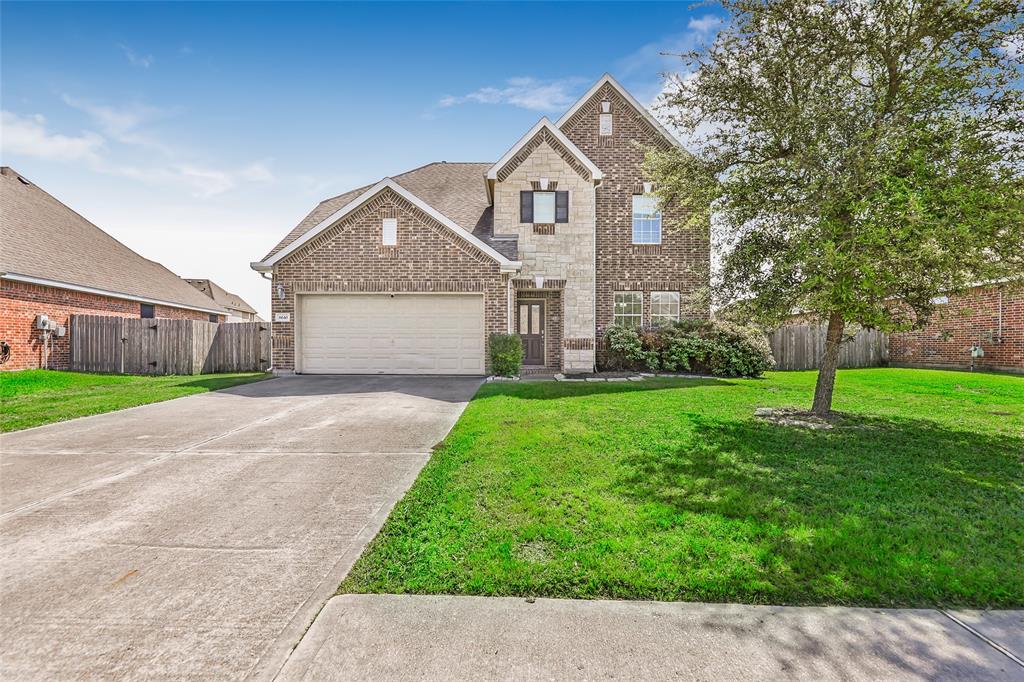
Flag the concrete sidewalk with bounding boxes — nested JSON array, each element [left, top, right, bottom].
[[278, 594, 1024, 681]]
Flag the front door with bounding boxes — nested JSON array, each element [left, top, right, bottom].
[[518, 300, 545, 366]]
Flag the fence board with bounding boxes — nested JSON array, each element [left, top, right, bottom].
[[70, 316, 269, 375], [769, 324, 888, 371]]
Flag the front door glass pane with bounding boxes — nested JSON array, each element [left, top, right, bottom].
[[531, 304, 541, 333], [519, 304, 529, 334]]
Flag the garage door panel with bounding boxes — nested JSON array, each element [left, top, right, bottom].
[[299, 294, 485, 375]]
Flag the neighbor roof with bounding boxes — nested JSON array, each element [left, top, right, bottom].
[[0, 167, 225, 315], [184, 279, 258, 315], [261, 162, 517, 262]]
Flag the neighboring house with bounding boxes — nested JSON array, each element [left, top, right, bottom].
[[252, 74, 710, 375], [185, 279, 261, 322], [0, 167, 226, 371], [889, 281, 1022, 374]]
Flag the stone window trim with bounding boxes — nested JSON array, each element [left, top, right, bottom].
[[533, 223, 556, 235]]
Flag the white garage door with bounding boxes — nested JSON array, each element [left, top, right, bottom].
[[299, 294, 485, 374]]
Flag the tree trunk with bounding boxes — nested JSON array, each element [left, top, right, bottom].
[[811, 311, 845, 416]]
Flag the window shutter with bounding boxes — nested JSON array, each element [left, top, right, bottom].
[[520, 191, 533, 223], [555, 191, 569, 223]]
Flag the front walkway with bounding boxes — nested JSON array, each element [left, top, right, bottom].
[[279, 595, 1024, 681], [0, 375, 482, 681]]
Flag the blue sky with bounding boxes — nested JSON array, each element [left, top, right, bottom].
[[1, 2, 721, 318]]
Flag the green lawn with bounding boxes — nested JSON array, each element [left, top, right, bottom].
[[341, 368, 1024, 608], [0, 370, 271, 432]]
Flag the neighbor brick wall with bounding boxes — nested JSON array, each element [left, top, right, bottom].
[[889, 283, 1023, 373], [0, 278, 219, 371], [561, 83, 711, 364], [270, 186, 508, 372]]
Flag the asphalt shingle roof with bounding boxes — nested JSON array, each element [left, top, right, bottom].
[[184, 278, 258, 315], [0, 167, 226, 314], [262, 162, 517, 262]]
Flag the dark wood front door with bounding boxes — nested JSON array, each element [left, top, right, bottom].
[[518, 300, 545, 366]]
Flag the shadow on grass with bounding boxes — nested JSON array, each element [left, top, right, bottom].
[[615, 414, 1023, 606]]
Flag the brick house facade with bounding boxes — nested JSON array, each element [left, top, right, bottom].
[[888, 282, 1023, 373], [253, 74, 710, 375], [1, 167, 227, 371]]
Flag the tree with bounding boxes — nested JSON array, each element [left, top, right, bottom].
[[647, 0, 1024, 415]]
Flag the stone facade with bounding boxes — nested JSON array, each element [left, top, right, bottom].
[[270, 187, 508, 372], [0, 278, 221, 371], [889, 283, 1023, 373], [560, 82, 711, 365], [493, 138, 596, 372]]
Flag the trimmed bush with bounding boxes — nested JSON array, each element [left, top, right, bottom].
[[489, 333, 523, 377], [602, 320, 774, 377]]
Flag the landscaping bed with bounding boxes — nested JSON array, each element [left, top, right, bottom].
[[341, 368, 1024, 607], [0, 370, 271, 432]]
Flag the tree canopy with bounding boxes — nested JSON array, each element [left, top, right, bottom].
[[647, 0, 1024, 413]]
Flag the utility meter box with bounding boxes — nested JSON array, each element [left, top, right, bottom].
[[34, 314, 49, 330]]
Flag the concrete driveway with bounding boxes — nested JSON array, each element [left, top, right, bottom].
[[0, 375, 481, 680]]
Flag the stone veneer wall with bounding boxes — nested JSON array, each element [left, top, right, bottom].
[[560, 83, 711, 366], [493, 139, 596, 372], [270, 186, 508, 372]]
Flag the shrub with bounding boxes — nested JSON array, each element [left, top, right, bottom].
[[602, 320, 773, 377], [489, 333, 523, 377]]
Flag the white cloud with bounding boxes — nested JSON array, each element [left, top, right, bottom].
[[1000, 35, 1022, 60], [0, 110, 104, 163], [438, 77, 585, 112], [688, 15, 723, 34], [61, 94, 173, 154], [119, 44, 153, 69]]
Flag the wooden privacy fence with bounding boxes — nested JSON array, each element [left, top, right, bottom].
[[768, 324, 889, 371], [70, 316, 270, 375]]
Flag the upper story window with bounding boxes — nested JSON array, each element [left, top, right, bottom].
[[651, 292, 680, 326], [613, 291, 642, 328], [208, 313, 219, 323], [632, 194, 662, 244], [140, 303, 155, 319], [520, 191, 569, 224], [382, 217, 397, 246]]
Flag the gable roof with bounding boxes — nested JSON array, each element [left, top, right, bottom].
[[0, 167, 225, 315], [184, 279, 258, 315], [253, 177, 519, 271], [556, 73, 683, 149], [486, 117, 603, 184], [259, 162, 518, 263]]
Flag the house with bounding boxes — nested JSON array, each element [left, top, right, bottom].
[[251, 74, 710, 375], [184, 279, 261, 322], [889, 281, 1022, 373], [0, 167, 227, 371]]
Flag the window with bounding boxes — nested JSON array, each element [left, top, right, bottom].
[[534, 192, 555, 223], [613, 292, 642, 328], [208, 313, 219, 323], [140, 303, 155, 319], [382, 217, 397, 246], [632, 195, 662, 244], [651, 292, 680, 326], [520, 191, 569, 224], [599, 113, 613, 136]]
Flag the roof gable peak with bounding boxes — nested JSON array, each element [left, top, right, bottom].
[[556, 73, 682, 149], [486, 117, 603, 184]]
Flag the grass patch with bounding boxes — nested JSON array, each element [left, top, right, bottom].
[[341, 368, 1024, 607], [0, 369, 271, 432]]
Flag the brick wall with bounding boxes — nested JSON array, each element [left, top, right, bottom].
[[889, 284, 1023, 373], [271, 186, 508, 372], [561, 83, 711, 350], [0, 278, 220, 371]]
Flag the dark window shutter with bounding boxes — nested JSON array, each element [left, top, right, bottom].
[[555, 191, 569, 223], [520, 191, 533, 223]]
